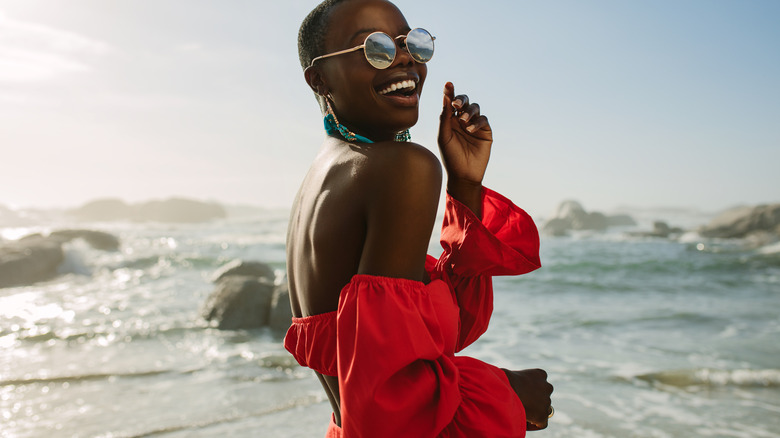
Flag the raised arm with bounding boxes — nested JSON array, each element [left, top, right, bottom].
[[337, 140, 546, 436]]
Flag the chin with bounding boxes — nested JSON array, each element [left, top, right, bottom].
[[386, 111, 418, 135]]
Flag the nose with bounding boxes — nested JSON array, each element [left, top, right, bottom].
[[390, 36, 414, 67]]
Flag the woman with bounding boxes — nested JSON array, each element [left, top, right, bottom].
[[284, 0, 554, 436]]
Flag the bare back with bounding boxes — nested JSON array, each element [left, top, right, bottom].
[[286, 136, 442, 425], [286, 138, 373, 425], [287, 138, 370, 318]]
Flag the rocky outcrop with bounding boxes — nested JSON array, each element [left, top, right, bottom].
[[69, 198, 226, 223], [268, 283, 293, 332], [0, 229, 121, 288], [0, 236, 65, 288], [49, 230, 120, 251], [543, 200, 636, 236], [69, 199, 132, 221], [133, 199, 226, 223], [202, 276, 276, 329], [699, 204, 780, 239], [629, 221, 685, 239], [606, 214, 638, 227], [202, 260, 293, 331], [211, 259, 276, 283]]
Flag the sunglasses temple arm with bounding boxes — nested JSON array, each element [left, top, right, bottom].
[[310, 45, 366, 68]]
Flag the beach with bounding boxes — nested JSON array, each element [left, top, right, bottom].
[[1, 209, 779, 437]]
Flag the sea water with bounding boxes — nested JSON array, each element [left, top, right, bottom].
[[1, 211, 779, 438]]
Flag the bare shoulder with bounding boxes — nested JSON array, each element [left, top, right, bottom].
[[354, 141, 443, 280], [358, 141, 442, 199], [366, 140, 441, 170]]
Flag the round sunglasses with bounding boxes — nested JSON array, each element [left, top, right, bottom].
[[310, 28, 435, 69]]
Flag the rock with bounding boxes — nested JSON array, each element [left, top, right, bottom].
[[212, 260, 275, 283], [202, 276, 275, 329], [204, 260, 291, 331], [743, 230, 779, 248], [69, 197, 226, 223], [574, 211, 607, 231], [542, 200, 633, 235], [606, 214, 638, 227], [268, 283, 293, 332], [542, 200, 594, 235], [699, 204, 780, 239], [0, 237, 65, 288], [1, 230, 120, 288], [19, 233, 44, 241], [654, 221, 684, 237], [652, 221, 672, 237], [542, 218, 571, 237], [49, 229, 120, 251], [630, 221, 685, 238], [554, 200, 588, 223], [69, 199, 132, 221], [132, 198, 226, 223]]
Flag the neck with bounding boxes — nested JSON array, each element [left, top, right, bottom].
[[324, 114, 411, 143]]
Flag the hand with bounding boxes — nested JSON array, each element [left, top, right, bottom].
[[502, 368, 554, 431], [437, 82, 492, 187]]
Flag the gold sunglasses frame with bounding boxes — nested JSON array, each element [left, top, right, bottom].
[[309, 28, 435, 69]]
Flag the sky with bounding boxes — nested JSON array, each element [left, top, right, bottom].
[[1, 0, 778, 218]]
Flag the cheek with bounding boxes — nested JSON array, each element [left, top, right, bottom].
[[343, 83, 377, 112], [332, 81, 379, 124], [329, 66, 377, 105], [418, 65, 428, 95]]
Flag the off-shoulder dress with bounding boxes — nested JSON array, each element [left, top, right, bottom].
[[284, 188, 541, 437]]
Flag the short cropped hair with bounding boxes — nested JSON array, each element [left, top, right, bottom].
[[298, 0, 350, 71]]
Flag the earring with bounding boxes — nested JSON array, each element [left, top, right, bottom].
[[394, 129, 411, 142], [325, 98, 361, 142]]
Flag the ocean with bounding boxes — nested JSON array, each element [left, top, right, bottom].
[[1, 209, 779, 438]]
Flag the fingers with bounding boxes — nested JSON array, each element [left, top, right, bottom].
[[441, 82, 472, 120], [505, 368, 553, 431], [439, 83, 455, 143], [440, 82, 492, 139], [440, 82, 454, 124], [459, 104, 489, 134], [452, 88, 486, 134], [526, 422, 543, 431], [457, 102, 478, 122], [452, 94, 469, 112], [526, 403, 552, 430]]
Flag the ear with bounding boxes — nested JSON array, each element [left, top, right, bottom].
[[304, 65, 329, 96]]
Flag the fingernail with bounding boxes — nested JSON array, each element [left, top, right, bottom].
[[460, 113, 470, 122], [453, 99, 462, 109], [466, 125, 476, 133]]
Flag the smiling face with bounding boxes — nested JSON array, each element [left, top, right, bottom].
[[308, 0, 428, 142]]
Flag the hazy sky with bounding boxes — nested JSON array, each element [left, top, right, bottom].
[[1, 0, 778, 217]]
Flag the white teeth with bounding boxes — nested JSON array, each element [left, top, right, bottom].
[[378, 80, 416, 95]]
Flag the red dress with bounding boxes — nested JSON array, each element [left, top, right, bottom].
[[284, 188, 541, 437]]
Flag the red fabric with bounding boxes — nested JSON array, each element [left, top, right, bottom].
[[326, 414, 342, 438], [286, 311, 338, 376], [284, 187, 541, 437]]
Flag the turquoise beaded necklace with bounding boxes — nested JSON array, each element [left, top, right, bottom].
[[323, 101, 411, 143]]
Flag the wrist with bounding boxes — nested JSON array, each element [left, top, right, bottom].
[[447, 179, 483, 219]]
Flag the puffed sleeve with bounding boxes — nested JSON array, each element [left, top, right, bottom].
[[427, 187, 541, 350], [337, 275, 526, 437]]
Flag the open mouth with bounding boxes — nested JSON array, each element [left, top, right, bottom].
[[376, 79, 417, 97]]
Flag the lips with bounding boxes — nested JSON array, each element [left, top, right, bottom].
[[377, 79, 416, 96], [374, 74, 421, 107]]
